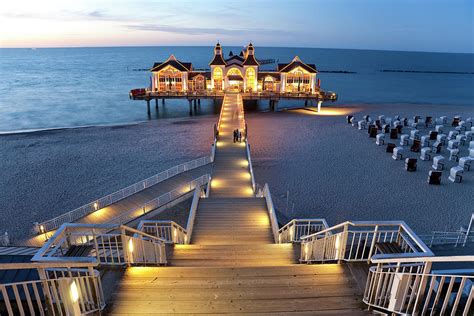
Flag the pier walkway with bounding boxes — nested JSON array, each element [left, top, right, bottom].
[[109, 94, 364, 314], [22, 163, 211, 247]]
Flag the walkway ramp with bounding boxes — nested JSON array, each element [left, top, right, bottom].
[[108, 93, 365, 315], [22, 163, 211, 247]]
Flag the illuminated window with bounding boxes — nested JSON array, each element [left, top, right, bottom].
[[227, 68, 242, 76], [158, 67, 182, 91], [246, 68, 255, 90], [213, 67, 223, 80]]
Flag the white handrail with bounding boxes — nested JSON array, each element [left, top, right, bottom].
[[246, 142, 256, 193], [278, 219, 329, 243], [260, 183, 280, 243], [185, 187, 201, 244], [107, 174, 210, 226], [300, 221, 433, 263], [36, 156, 212, 233], [364, 256, 474, 315]]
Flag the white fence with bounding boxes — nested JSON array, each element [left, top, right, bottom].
[[246, 143, 256, 193], [106, 174, 210, 226], [36, 156, 211, 233], [0, 262, 104, 316], [278, 219, 329, 243], [257, 183, 280, 243], [32, 223, 167, 266], [364, 255, 474, 315], [300, 221, 433, 263], [419, 213, 474, 247], [136, 186, 203, 245]]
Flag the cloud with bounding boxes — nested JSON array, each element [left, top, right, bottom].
[[125, 24, 290, 37]]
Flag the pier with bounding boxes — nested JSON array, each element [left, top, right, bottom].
[[130, 43, 337, 116], [1, 94, 473, 314]]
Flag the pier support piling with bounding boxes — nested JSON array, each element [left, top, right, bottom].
[[188, 100, 193, 115], [198, 99, 201, 106], [146, 100, 151, 116], [193, 99, 197, 109], [155, 98, 158, 109], [274, 101, 278, 112], [317, 101, 322, 112], [162, 98, 165, 105]]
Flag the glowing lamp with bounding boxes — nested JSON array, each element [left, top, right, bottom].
[[40, 225, 45, 234], [93, 202, 98, 210], [128, 239, 134, 253], [70, 281, 79, 303]]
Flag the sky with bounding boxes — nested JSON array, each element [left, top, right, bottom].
[[0, 0, 473, 53]]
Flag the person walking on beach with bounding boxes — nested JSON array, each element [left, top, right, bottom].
[[233, 129, 237, 143], [238, 130, 242, 142]]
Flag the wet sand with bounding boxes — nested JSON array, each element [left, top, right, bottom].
[[1, 103, 473, 242]]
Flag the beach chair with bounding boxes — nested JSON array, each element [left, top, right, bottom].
[[392, 147, 404, 160], [414, 115, 420, 123], [402, 118, 408, 127], [447, 130, 459, 141], [405, 158, 417, 171], [382, 124, 390, 133], [396, 125, 403, 133], [448, 166, 463, 183], [451, 117, 461, 127], [448, 148, 459, 161], [351, 116, 357, 127], [363, 115, 371, 122], [425, 116, 433, 127], [358, 120, 366, 130], [390, 128, 398, 139], [432, 155, 445, 170], [378, 115, 385, 124], [375, 120, 382, 130], [386, 143, 396, 153], [466, 117, 473, 127], [369, 126, 378, 138], [420, 147, 432, 161], [421, 135, 430, 147], [447, 140, 459, 149], [385, 117, 393, 125], [436, 134, 447, 145], [411, 140, 422, 153], [465, 131, 473, 142], [394, 115, 400, 121], [456, 121, 466, 132], [427, 170, 442, 185], [470, 149, 474, 158], [435, 125, 444, 133], [432, 141, 442, 154], [459, 157, 473, 171], [418, 119, 425, 127], [410, 130, 420, 141], [435, 118, 443, 125], [400, 134, 410, 146], [368, 124, 375, 134], [455, 134, 467, 146], [429, 130, 438, 140], [376, 134, 385, 146], [346, 115, 353, 124]]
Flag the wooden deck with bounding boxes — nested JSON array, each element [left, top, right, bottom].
[[108, 93, 366, 315]]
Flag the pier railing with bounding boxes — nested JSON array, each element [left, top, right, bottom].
[[363, 255, 474, 315], [257, 183, 280, 243], [0, 261, 104, 316], [300, 221, 433, 263], [246, 142, 256, 193], [32, 223, 167, 266], [36, 156, 212, 233], [418, 213, 474, 247], [278, 219, 329, 243], [106, 174, 209, 226], [136, 187, 203, 245]]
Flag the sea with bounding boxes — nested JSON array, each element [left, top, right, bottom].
[[0, 46, 473, 132]]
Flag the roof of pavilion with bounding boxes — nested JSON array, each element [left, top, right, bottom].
[[225, 55, 245, 63], [243, 53, 260, 66], [277, 56, 317, 73], [209, 53, 226, 66], [151, 55, 192, 72]]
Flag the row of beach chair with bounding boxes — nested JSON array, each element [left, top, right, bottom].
[[347, 114, 474, 184]]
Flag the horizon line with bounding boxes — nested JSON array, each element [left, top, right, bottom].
[[0, 44, 472, 55]]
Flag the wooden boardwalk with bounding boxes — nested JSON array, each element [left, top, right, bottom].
[[108, 93, 366, 315], [21, 164, 211, 247]]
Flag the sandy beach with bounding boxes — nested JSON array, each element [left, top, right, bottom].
[[1, 103, 473, 242]]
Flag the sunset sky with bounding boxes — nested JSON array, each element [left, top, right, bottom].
[[0, 0, 472, 53]]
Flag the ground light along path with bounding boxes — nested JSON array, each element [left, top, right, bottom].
[[109, 93, 364, 314]]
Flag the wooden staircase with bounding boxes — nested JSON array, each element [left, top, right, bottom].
[[107, 93, 367, 314]]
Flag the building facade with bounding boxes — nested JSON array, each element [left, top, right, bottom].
[[150, 43, 320, 94]]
